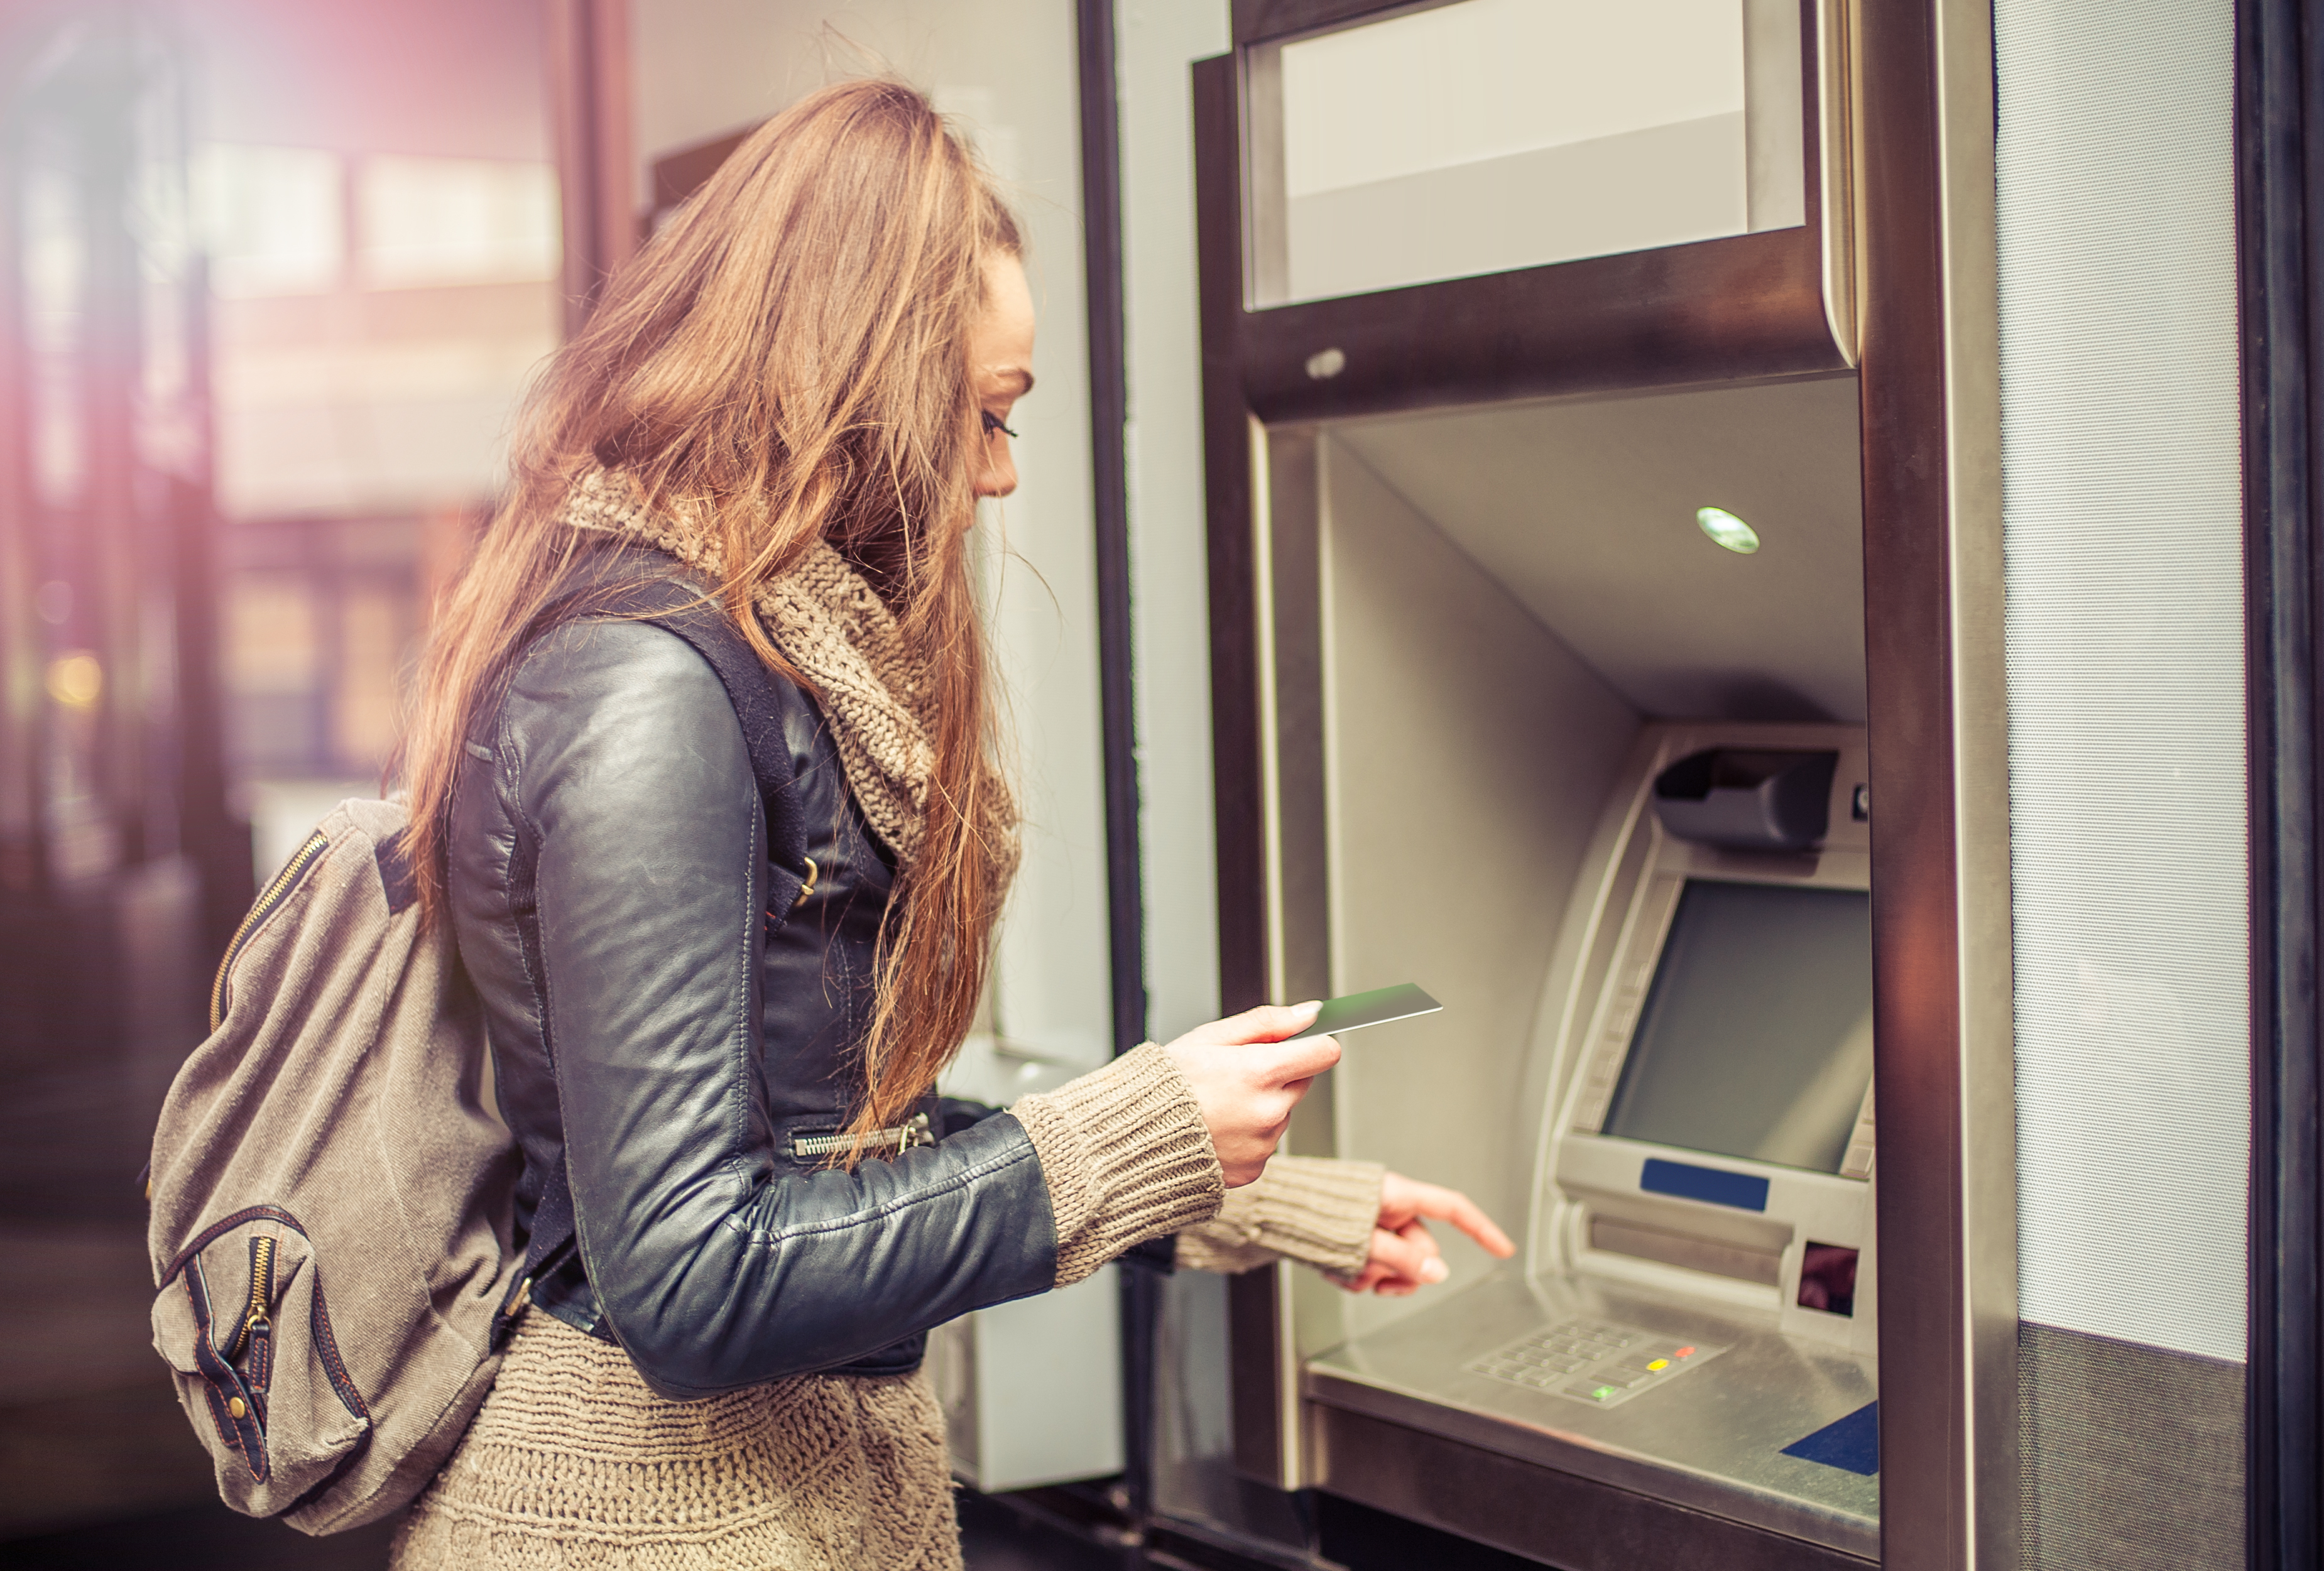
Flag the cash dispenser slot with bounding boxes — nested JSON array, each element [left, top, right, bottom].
[[1582, 1182, 1793, 1288]]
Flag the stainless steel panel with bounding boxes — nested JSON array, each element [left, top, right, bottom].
[[1312, 1403, 1879, 1571], [1856, 0, 2015, 1564], [1306, 1273, 1879, 1559]]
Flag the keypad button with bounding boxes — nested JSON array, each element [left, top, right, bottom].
[[1466, 1318, 1723, 1399]]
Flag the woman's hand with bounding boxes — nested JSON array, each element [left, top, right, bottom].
[[1338, 1172, 1516, 1296], [1162, 1003, 1339, 1187]]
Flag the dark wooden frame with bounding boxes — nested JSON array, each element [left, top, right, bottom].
[[546, 0, 636, 335], [1232, 0, 1467, 46], [1076, 0, 1148, 1076], [2237, 0, 2324, 1566], [1071, 0, 1174, 1535]]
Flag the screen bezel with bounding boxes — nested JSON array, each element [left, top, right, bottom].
[[1539, 723, 1877, 1355]]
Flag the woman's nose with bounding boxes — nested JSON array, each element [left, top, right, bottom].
[[974, 445, 1017, 499]]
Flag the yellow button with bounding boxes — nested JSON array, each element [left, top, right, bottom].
[[1646, 1359, 1669, 1371], [228, 1396, 247, 1419]]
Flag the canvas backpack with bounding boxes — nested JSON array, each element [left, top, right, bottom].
[[144, 566, 813, 1533]]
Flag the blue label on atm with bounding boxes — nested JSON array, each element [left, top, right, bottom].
[[1783, 1400, 1880, 1475], [1640, 1156, 1770, 1212]]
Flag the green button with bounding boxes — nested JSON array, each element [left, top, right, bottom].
[[1591, 1385, 1617, 1401]]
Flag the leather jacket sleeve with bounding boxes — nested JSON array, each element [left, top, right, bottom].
[[449, 619, 1059, 1400]]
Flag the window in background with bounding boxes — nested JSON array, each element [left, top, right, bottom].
[[191, 143, 343, 296], [179, 0, 557, 883], [359, 156, 560, 289]]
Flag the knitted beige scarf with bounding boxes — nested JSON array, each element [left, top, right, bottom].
[[560, 467, 1017, 881]]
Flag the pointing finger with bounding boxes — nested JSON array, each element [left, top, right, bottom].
[[1408, 1182, 1517, 1259]]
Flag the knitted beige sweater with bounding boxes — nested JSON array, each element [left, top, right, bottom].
[[391, 1047, 1381, 1571], [1007, 1043, 1383, 1285]]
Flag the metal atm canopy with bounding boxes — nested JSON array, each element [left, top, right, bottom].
[[1328, 377, 1867, 724]]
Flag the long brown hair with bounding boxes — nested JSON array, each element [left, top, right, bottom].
[[400, 79, 1021, 1150]]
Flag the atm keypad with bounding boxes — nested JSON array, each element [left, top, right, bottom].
[[1466, 1318, 1728, 1408]]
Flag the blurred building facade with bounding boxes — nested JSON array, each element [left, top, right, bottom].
[[0, 0, 560, 1548], [0, 4, 230, 1226], [194, 1, 560, 875]]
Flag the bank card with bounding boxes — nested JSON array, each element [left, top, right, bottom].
[[1284, 983, 1441, 1043]]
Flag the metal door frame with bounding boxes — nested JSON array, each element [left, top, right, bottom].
[[2235, 1, 2324, 1565]]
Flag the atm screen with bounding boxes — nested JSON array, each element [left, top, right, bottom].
[[1602, 880, 1874, 1174]]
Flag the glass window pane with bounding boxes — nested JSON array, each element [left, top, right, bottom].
[[357, 155, 559, 289], [1261, 0, 1804, 305]]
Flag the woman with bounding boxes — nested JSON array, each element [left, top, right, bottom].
[[389, 79, 1510, 1569]]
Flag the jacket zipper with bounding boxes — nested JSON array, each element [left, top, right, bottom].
[[209, 829, 330, 1031], [223, 1233, 276, 1363], [790, 1111, 934, 1160]]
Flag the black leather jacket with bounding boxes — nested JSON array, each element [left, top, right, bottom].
[[446, 608, 1057, 1401]]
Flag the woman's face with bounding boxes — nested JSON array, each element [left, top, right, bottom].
[[968, 252, 1036, 504]]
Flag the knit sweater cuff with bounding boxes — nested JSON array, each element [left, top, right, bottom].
[[1175, 1156, 1385, 1278], [1012, 1043, 1224, 1288]]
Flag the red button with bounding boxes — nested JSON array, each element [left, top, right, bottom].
[[1676, 1347, 1696, 1358]]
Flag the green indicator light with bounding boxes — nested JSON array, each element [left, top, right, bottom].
[[1697, 506, 1761, 555], [1592, 1386, 1617, 1401]]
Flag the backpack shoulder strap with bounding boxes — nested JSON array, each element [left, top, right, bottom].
[[491, 556, 815, 1348], [599, 574, 812, 911]]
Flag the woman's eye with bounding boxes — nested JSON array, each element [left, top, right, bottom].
[[981, 410, 1018, 440]]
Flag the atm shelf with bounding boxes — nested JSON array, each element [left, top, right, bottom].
[[1304, 1273, 1878, 1560]]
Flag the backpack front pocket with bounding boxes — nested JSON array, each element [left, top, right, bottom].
[[151, 1208, 370, 1517]]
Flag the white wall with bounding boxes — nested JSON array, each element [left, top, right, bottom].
[[1995, 0, 2248, 1362], [631, 0, 1113, 1077]]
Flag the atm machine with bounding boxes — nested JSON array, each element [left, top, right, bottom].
[[1183, 2, 1890, 1566], [1304, 719, 1880, 1561]]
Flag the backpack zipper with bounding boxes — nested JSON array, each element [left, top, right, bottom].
[[789, 1111, 934, 1160], [222, 1233, 276, 1363], [209, 830, 330, 1031]]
